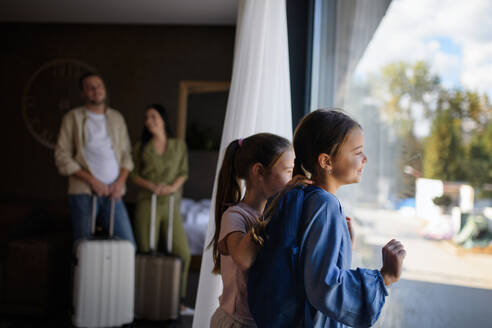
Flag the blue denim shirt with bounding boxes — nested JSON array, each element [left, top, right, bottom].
[[301, 186, 388, 328]]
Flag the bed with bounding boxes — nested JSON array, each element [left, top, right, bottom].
[[180, 198, 211, 255]]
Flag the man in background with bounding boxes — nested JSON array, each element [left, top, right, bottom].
[[55, 72, 136, 247]]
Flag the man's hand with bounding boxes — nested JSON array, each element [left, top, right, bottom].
[[90, 177, 110, 197], [108, 179, 124, 200]]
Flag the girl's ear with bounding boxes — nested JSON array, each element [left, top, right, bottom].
[[251, 162, 265, 179], [317, 153, 333, 171]]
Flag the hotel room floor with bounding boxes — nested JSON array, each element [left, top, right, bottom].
[[0, 270, 200, 328]]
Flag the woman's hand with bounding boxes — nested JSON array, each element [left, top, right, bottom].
[[380, 239, 406, 286], [158, 185, 175, 195], [153, 184, 174, 195], [151, 183, 161, 195]]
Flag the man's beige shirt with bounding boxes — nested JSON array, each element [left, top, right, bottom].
[[55, 106, 134, 195]]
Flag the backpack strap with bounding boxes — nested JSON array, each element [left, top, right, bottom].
[[297, 188, 318, 327]]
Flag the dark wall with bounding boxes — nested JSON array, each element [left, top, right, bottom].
[[0, 23, 235, 203], [184, 92, 228, 199]]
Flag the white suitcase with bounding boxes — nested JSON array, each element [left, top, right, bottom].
[[72, 196, 135, 328]]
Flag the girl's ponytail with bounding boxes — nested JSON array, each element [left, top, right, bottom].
[[210, 139, 241, 274]]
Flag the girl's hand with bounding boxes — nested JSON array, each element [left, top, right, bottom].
[[346, 217, 355, 247], [380, 239, 406, 286], [287, 174, 313, 187]]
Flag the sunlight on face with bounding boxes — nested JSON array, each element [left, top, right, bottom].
[[332, 128, 368, 185]]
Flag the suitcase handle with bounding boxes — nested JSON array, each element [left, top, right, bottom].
[[91, 196, 116, 237], [149, 193, 175, 253]]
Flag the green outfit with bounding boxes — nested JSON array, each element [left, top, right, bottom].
[[131, 138, 191, 298]]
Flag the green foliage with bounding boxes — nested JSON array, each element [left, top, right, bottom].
[[397, 128, 422, 198], [376, 61, 440, 128], [467, 120, 492, 198], [372, 60, 492, 199], [422, 107, 465, 181], [374, 61, 439, 197], [422, 88, 492, 197]]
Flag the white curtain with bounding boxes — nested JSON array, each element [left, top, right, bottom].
[[192, 0, 292, 326]]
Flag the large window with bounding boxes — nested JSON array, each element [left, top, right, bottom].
[[313, 0, 492, 327]]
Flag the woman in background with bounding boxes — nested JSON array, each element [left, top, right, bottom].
[[131, 103, 193, 315]]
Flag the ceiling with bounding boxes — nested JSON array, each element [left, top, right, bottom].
[[0, 0, 238, 25]]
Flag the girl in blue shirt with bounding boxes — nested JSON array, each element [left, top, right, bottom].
[[250, 109, 406, 327]]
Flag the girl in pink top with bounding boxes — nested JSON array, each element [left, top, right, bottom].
[[209, 133, 300, 327]]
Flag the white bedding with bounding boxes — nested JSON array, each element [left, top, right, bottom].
[[181, 198, 211, 255]]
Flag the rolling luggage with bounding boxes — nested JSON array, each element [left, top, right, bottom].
[[72, 196, 135, 328], [134, 193, 183, 321]]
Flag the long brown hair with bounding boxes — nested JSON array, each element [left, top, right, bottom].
[[138, 104, 173, 163], [251, 109, 361, 246], [210, 133, 291, 274]]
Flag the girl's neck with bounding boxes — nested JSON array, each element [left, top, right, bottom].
[[313, 173, 340, 195], [241, 188, 267, 214]]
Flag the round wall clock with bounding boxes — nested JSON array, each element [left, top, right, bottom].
[[22, 59, 97, 149]]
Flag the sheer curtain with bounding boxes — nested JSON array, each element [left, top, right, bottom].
[[192, 0, 292, 326], [309, 0, 393, 206], [310, 0, 392, 109]]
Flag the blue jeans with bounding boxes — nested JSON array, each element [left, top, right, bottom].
[[68, 194, 136, 249]]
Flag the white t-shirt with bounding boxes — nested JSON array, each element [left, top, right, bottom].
[[84, 110, 120, 185]]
